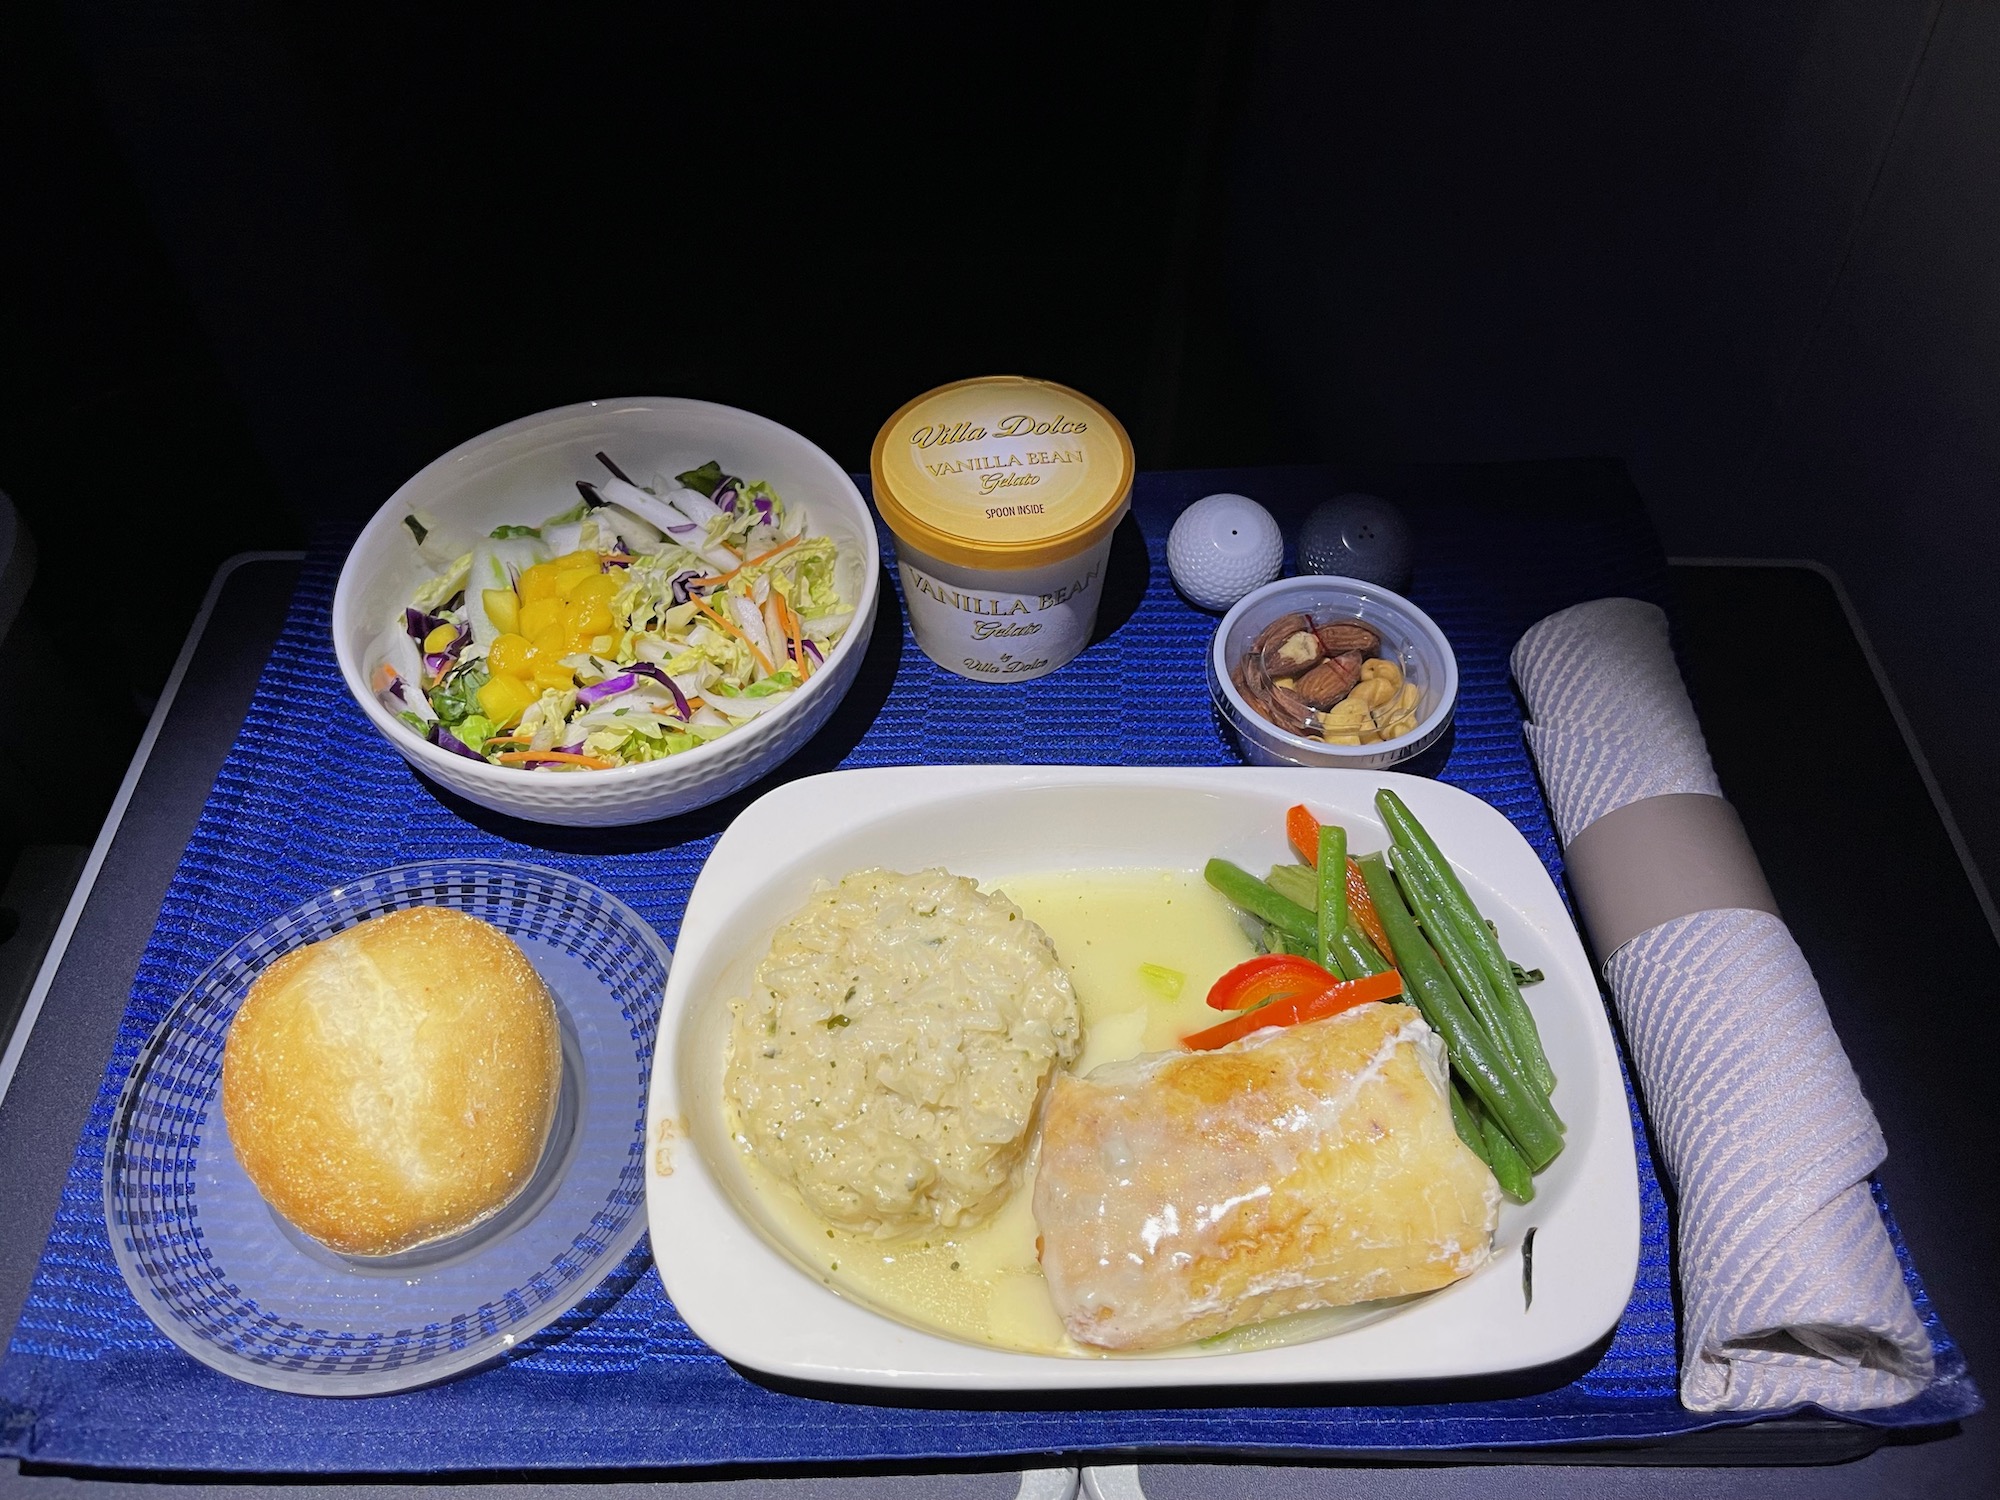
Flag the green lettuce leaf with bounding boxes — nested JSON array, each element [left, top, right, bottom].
[[675, 460, 727, 496]]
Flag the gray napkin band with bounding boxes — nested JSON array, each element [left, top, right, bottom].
[[1565, 792, 1780, 964]]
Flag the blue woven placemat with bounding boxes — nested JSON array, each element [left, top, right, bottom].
[[0, 465, 1976, 1471]]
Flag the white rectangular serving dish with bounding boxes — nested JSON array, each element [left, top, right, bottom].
[[645, 766, 1640, 1391]]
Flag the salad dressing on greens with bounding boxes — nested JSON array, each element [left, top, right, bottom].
[[731, 868, 1262, 1356], [374, 455, 850, 770]]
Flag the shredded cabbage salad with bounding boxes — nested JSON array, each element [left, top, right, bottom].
[[372, 453, 850, 771]]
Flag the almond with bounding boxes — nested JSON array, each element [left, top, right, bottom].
[[1315, 619, 1380, 655]]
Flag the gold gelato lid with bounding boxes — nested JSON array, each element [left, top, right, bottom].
[[870, 376, 1134, 570]]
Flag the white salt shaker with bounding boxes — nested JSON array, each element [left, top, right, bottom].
[[1167, 493, 1283, 611]]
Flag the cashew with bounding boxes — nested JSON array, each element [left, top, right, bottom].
[[1323, 697, 1372, 731], [1360, 657, 1403, 690], [1353, 675, 1396, 709], [1391, 682, 1420, 717]]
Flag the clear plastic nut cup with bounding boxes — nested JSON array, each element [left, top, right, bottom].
[[1209, 576, 1459, 771], [871, 376, 1134, 682]]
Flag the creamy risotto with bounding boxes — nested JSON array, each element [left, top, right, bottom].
[[725, 868, 1080, 1236]]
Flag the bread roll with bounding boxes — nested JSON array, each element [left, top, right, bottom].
[[1033, 1001, 1500, 1350], [221, 906, 563, 1256]]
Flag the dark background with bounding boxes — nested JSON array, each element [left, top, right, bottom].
[[3, 0, 1996, 913]]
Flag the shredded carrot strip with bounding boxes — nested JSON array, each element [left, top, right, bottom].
[[688, 535, 800, 590], [494, 749, 618, 769], [373, 663, 399, 693], [483, 734, 532, 747], [693, 597, 776, 675], [774, 593, 808, 680]]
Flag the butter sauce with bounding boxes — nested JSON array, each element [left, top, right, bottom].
[[732, 868, 1256, 1355]]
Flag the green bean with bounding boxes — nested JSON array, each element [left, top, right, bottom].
[[1449, 1081, 1490, 1161], [1393, 849, 1536, 1089], [1332, 922, 1392, 980], [1358, 853, 1564, 1171], [1269, 927, 1315, 961], [1376, 789, 1557, 1095], [1479, 1109, 1537, 1203], [1316, 824, 1347, 975], [1205, 859, 1317, 945], [1453, 1084, 1532, 1199]]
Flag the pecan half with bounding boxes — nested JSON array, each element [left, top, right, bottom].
[[1315, 618, 1381, 655]]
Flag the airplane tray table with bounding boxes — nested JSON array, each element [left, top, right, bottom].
[[0, 464, 1979, 1483]]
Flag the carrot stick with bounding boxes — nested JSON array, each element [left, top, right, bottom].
[[692, 597, 776, 675], [1286, 805, 1393, 955], [494, 749, 619, 769], [1346, 858, 1393, 957], [688, 535, 800, 590], [1287, 804, 1322, 864], [777, 593, 809, 679]]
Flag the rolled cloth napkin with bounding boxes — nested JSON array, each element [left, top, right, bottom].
[[1513, 598, 1933, 1413]]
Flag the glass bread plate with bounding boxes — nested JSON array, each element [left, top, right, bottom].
[[648, 766, 1640, 1392], [104, 861, 669, 1395]]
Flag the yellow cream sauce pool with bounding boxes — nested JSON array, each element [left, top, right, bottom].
[[730, 868, 1255, 1356]]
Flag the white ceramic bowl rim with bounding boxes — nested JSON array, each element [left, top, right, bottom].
[[332, 397, 881, 788], [1210, 575, 1459, 756]]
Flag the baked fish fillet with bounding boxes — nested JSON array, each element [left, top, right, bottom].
[[1033, 1001, 1501, 1351]]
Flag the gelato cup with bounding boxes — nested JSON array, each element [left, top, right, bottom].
[[871, 376, 1133, 682]]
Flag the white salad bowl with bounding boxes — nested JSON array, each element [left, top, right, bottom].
[[647, 765, 1641, 1392], [333, 398, 880, 826]]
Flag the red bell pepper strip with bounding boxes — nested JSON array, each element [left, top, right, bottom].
[[1181, 969, 1405, 1050], [1206, 954, 1341, 1011]]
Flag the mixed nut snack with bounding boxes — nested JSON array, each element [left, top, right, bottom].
[[1231, 613, 1422, 745]]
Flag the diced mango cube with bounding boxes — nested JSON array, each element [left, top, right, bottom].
[[564, 598, 614, 641], [482, 588, 521, 637], [532, 660, 575, 692], [552, 549, 600, 573], [569, 571, 620, 604], [531, 625, 567, 658], [519, 596, 562, 638], [517, 561, 561, 604], [487, 632, 537, 677], [476, 675, 537, 726], [553, 564, 598, 597], [422, 622, 458, 654]]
